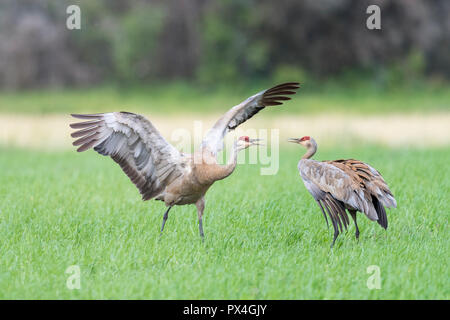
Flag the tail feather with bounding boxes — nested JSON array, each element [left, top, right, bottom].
[[373, 196, 388, 229]]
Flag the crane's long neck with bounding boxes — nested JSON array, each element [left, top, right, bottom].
[[218, 142, 242, 180], [302, 142, 317, 159], [195, 143, 243, 184]]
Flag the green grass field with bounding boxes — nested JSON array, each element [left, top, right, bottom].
[[1, 84, 449, 115], [0, 146, 448, 299]]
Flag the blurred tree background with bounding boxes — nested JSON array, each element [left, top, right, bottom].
[[0, 0, 448, 90]]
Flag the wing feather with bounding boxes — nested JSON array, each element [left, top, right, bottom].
[[201, 82, 300, 154], [327, 159, 397, 209], [70, 112, 185, 201], [299, 159, 379, 221]]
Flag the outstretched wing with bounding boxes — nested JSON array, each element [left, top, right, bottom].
[[70, 112, 185, 201], [201, 82, 300, 154]]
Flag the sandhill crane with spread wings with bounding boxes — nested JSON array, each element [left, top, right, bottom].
[[288, 136, 396, 247], [70, 82, 300, 238]]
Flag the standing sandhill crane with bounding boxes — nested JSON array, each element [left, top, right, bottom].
[[288, 136, 396, 247], [70, 82, 300, 238]]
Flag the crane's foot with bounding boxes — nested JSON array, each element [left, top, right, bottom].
[[160, 206, 172, 235]]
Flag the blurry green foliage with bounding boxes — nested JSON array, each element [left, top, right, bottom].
[[383, 50, 427, 90], [197, 0, 269, 84], [68, 2, 116, 80], [0, 0, 448, 89], [273, 65, 311, 87], [113, 5, 166, 82]]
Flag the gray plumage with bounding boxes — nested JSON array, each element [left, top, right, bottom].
[[70, 83, 300, 237], [289, 136, 397, 247]]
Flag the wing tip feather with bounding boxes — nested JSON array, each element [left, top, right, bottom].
[[262, 82, 300, 106]]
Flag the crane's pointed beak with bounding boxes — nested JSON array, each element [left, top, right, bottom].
[[250, 138, 263, 146], [287, 138, 300, 143]]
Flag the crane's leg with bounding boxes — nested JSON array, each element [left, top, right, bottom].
[[196, 197, 205, 239], [160, 206, 172, 234], [349, 210, 360, 240]]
